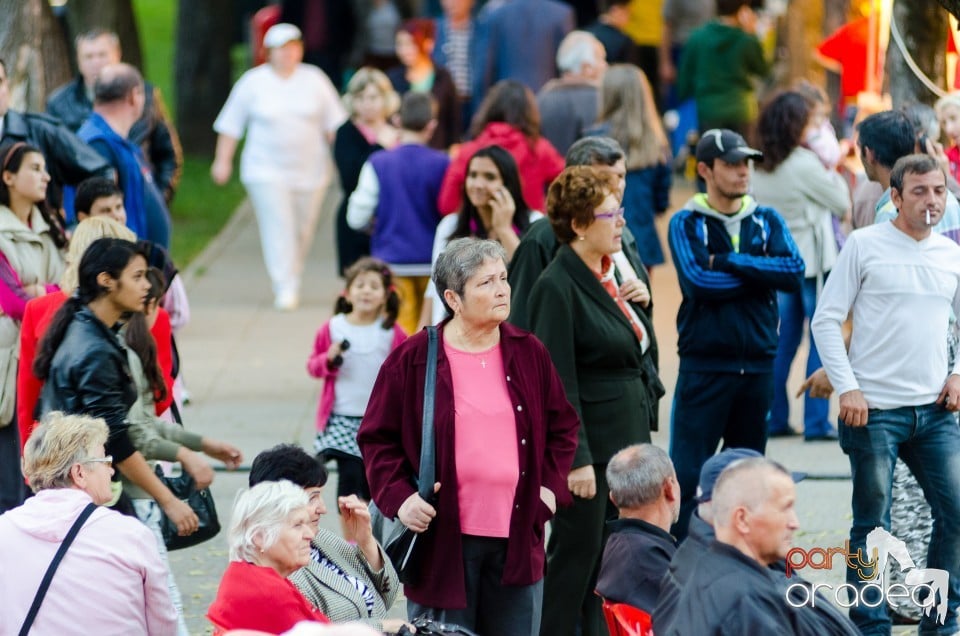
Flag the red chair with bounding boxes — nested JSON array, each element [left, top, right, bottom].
[[601, 598, 655, 636]]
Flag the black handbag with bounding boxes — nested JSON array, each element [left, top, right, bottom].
[[372, 326, 438, 585], [156, 465, 221, 551], [396, 616, 480, 636]]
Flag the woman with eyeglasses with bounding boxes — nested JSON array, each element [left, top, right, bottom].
[[0, 411, 176, 634], [528, 165, 663, 636]]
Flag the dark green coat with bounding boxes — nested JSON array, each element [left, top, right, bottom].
[[529, 244, 661, 469]]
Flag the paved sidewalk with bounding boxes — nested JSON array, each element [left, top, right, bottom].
[[167, 183, 910, 633]]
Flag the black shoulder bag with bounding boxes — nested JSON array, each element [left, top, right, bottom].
[[19, 502, 97, 636], [371, 325, 438, 585]]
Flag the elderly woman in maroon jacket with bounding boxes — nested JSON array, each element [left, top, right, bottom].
[[358, 237, 579, 635]]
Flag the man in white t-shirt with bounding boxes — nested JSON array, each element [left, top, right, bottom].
[[811, 154, 960, 635]]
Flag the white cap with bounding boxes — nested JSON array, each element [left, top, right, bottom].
[[263, 23, 302, 49]]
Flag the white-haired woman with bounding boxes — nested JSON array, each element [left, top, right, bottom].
[[207, 480, 329, 633], [0, 412, 176, 635]]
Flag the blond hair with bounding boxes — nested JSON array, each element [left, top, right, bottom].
[[935, 92, 960, 117], [597, 64, 669, 170], [22, 412, 109, 492], [60, 217, 136, 293], [342, 67, 401, 119]]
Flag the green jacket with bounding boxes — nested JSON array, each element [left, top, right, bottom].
[[677, 21, 769, 128], [529, 245, 661, 468]]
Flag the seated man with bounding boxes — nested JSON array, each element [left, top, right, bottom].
[[654, 456, 859, 636], [595, 444, 679, 613]]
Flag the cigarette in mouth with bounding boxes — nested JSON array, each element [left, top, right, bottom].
[[927, 209, 932, 225]]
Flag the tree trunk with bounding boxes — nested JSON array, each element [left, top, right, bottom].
[[0, 0, 73, 111], [779, 0, 825, 88], [64, 0, 143, 70], [885, 1, 948, 107], [175, 0, 235, 154]]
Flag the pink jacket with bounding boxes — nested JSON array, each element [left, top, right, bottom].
[[307, 319, 407, 431], [0, 488, 177, 635]]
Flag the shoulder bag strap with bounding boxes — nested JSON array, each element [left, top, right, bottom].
[[417, 326, 438, 501], [19, 502, 97, 636]]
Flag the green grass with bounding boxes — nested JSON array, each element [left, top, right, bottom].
[[132, 0, 247, 266]]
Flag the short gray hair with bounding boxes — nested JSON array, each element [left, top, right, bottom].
[[711, 457, 791, 528], [23, 412, 109, 492], [432, 237, 507, 317], [556, 31, 602, 75], [565, 136, 624, 168], [228, 480, 309, 562], [607, 444, 675, 508]]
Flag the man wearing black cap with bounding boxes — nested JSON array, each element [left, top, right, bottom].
[[667, 128, 804, 541]]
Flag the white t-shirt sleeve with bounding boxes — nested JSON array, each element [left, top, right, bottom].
[[811, 234, 862, 396], [427, 215, 459, 324], [317, 70, 348, 135], [213, 71, 253, 139], [347, 162, 380, 230]]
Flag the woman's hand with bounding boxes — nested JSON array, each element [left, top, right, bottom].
[[397, 483, 441, 533], [210, 158, 232, 186], [488, 187, 516, 237], [539, 486, 556, 514], [161, 497, 199, 536], [382, 618, 415, 634], [201, 438, 243, 469], [619, 279, 650, 308], [567, 465, 596, 499], [179, 448, 215, 489], [340, 495, 374, 544]]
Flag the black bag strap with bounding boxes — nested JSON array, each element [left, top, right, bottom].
[[417, 326, 438, 501], [19, 502, 97, 636]]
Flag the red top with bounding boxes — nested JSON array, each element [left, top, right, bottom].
[[17, 292, 175, 454], [437, 122, 565, 216], [817, 18, 871, 106], [207, 561, 329, 633]]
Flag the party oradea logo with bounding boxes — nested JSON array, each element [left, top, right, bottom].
[[784, 527, 949, 624]]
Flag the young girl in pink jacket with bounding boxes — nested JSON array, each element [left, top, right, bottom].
[[307, 257, 405, 541]]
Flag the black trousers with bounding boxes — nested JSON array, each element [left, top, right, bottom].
[[0, 421, 28, 513], [669, 370, 772, 540], [541, 464, 617, 636], [407, 535, 543, 636]]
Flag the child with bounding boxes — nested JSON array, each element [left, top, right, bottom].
[[307, 257, 405, 541], [346, 92, 448, 334], [936, 92, 960, 184]]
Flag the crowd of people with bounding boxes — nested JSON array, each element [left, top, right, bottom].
[[3, 0, 960, 634]]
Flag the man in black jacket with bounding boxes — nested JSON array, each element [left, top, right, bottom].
[[0, 59, 113, 212], [46, 29, 182, 203], [595, 444, 679, 613], [654, 456, 859, 636]]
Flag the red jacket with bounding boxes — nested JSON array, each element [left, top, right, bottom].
[[437, 122, 565, 215], [17, 292, 175, 454], [207, 561, 329, 633], [358, 322, 580, 608]]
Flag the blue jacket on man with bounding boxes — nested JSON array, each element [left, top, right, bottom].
[[668, 193, 804, 374]]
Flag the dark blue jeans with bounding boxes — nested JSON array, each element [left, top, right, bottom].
[[769, 278, 832, 436], [669, 370, 771, 540], [839, 403, 960, 635]]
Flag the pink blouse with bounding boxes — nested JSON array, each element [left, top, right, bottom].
[[445, 340, 519, 537]]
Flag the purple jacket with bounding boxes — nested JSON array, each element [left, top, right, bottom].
[[358, 321, 580, 608]]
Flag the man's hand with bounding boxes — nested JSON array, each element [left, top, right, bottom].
[[937, 374, 960, 411], [797, 368, 834, 399], [838, 389, 869, 427], [567, 465, 596, 499], [397, 483, 440, 533]]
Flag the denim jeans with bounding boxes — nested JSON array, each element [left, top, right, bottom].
[[839, 403, 960, 636], [769, 278, 831, 436]]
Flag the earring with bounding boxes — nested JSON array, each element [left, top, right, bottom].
[[578, 235, 585, 241]]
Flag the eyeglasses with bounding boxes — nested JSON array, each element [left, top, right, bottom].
[[79, 455, 113, 466], [595, 207, 625, 221]]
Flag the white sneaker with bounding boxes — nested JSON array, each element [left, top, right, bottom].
[[273, 292, 299, 311]]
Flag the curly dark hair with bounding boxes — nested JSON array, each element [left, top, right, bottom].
[[546, 166, 620, 244], [756, 91, 812, 173]]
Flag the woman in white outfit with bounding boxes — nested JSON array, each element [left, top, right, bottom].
[[212, 23, 347, 310]]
